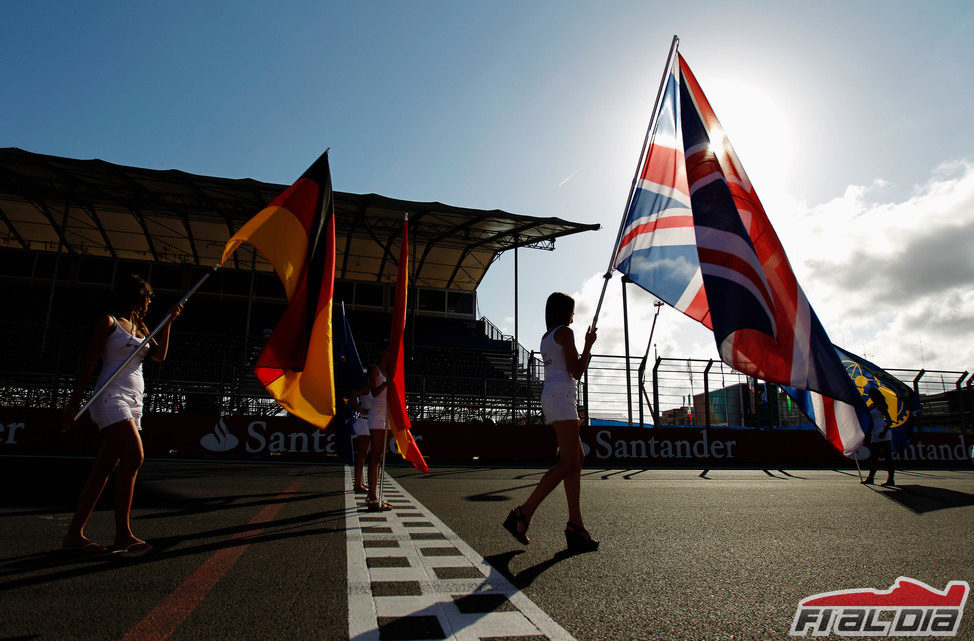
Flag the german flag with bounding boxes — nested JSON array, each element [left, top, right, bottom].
[[221, 151, 336, 427], [386, 219, 429, 473]]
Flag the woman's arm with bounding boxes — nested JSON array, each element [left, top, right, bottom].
[[369, 366, 389, 396], [63, 316, 113, 428], [148, 304, 183, 362], [555, 325, 597, 380]]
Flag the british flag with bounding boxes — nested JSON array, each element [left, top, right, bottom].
[[614, 46, 868, 454], [613, 53, 711, 328]]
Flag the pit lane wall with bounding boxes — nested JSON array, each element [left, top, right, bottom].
[[1, 408, 971, 467]]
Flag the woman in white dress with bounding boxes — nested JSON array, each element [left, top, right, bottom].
[[365, 348, 392, 511], [503, 292, 599, 552], [62, 274, 181, 553], [350, 381, 372, 493]]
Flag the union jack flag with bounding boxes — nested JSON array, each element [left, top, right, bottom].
[[613, 45, 868, 454]]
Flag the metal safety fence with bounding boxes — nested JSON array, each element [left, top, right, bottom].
[[1, 322, 971, 432], [580, 355, 972, 432]]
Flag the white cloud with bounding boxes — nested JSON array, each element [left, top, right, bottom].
[[569, 271, 718, 364], [794, 160, 974, 369]]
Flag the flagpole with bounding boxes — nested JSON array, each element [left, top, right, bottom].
[[379, 415, 389, 503], [73, 263, 222, 421], [378, 209, 408, 495], [591, 34, 679, 330]]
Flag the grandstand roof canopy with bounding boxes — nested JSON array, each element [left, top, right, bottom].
[[0, 148, 599, 290]]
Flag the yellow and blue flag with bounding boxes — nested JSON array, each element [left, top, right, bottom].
[[835, 346, 920, 451]]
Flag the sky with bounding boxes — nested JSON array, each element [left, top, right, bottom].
[[3, 0, 973, 374]]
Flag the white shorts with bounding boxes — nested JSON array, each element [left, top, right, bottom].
[[352, 416, 370, 437], [541, 387, 579, 423], [88, 391, 143, 430]]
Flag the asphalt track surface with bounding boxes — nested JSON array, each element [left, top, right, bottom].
[[1, 456, 972, 640]]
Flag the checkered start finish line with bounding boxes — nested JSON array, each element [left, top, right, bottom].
[[344, 469, 576, 641]]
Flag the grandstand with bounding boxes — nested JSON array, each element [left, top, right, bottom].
[[0, 148, 599, 424], [3, 148, 970, 435]]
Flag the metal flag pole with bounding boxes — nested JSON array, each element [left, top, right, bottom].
[[379, 414, 390, 503], [854, 453, 864, 482], [590, 34, 679, 330], [378, 210, 409, 502], [73, 263, 222, 421], [622, 276, 633, 426]]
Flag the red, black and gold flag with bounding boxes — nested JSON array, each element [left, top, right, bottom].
[[386, 219, 429, 473], [221, 151, 336, 427]]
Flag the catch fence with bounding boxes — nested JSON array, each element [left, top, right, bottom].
[[580, 354, 972, 432], [1, 321, 970, 432]]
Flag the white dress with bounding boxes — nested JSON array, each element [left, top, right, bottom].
[[540, 326, 579, 423], [353, 393, 372, 437], [88, 316, 151, 430], [368, 369, 388, 431]]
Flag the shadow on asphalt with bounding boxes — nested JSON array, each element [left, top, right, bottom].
[[463, 483, 537, 503], [135, 483, 346, 519], [0, 504, 350, 592], [871, 484, 974, 514], [484, 547, 593, 590], [0, 460, 346, 522], [0, 458, 351, 592]]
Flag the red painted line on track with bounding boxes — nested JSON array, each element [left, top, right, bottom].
[[120, 477, 307, 641]]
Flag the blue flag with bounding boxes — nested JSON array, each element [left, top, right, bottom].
[[332, 301, 367, 464], [782, 346, 919, 454], [834, 346, 920, 452], [334, 301, 367, 397]]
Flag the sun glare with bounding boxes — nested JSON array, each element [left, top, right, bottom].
[[708, 134, 725, 158], [704, 80, 795, 192]]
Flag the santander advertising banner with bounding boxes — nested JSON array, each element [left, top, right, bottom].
[[0, 408, 971, 467]]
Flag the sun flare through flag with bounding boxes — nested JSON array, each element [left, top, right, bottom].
[[220, 151, 336, 428], [612, 41, 867, 453]]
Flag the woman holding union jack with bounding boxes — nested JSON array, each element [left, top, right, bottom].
[[503, 292, 599, 552]]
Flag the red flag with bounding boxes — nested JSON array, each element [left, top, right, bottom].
[[221, 152, 336, 427], [386, 218, 429, 473]]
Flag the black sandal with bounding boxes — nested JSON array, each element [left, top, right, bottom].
[[503, 506, 531, 545], [565, 522, 599, 552]]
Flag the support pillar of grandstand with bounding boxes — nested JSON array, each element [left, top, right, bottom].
[[512, 242, 519, 422], [41, 201, 70, 356]]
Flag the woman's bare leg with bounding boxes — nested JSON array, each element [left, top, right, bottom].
[[104, 419, 144, 547], [354, 434, 370, 489], [367, 429, 387, 502], [520, 420, 583, 524], [561, 436, 586, 527], [63, 430, 121, 547]]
